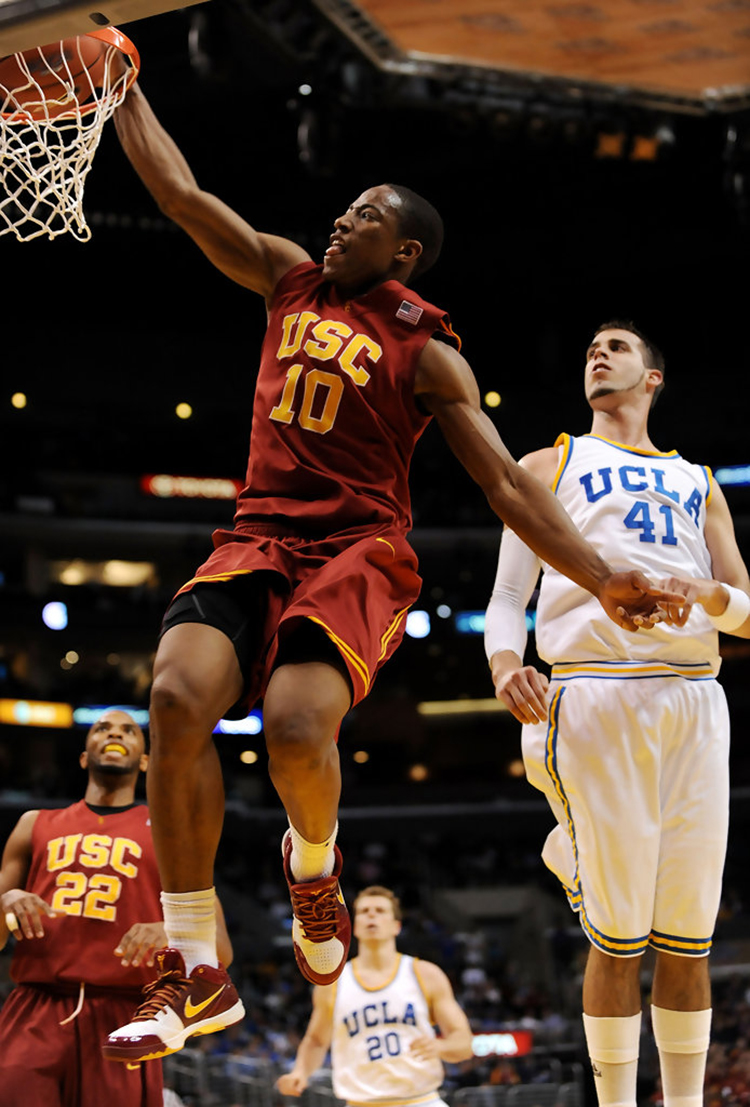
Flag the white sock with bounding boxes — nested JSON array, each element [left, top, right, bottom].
[[288, 820, 337, 882], [161, 887, 218, 974], [651, 1006, 711, 1107], [583, 1012, 641, 1107]]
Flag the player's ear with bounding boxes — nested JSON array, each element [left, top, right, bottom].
[[80, 750, 88, 770], [647, 368, 663, 391], [396, 238, 422, 265], [139, 752, 149, 773]]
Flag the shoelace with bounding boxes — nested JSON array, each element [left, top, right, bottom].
[[132, 967, 191, 1021], [292, 882, 341, 942]]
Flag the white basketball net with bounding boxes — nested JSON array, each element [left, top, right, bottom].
[[0, 41, 134, 242]]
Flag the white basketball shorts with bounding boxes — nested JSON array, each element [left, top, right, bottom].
[[522, 661, 730, 957]]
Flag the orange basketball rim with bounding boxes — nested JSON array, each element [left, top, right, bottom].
[[0, 27, 141, 242], [0, 27, 140, 122]]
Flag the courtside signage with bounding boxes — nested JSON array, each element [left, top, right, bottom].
[[140, 474, 243, 500], [0, 698, 73, 727], [472, 1030, 533, 1057]]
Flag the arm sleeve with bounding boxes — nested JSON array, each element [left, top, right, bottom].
[[484, 526, 542, 663]]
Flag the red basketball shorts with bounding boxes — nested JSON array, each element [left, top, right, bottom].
[[0, 983, 163, 1107], [170, 522, 422, 707]]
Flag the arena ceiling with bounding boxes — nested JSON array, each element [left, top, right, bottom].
[[317, 0, 750, 113]]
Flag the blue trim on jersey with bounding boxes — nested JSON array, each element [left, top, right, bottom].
[[552, 672, 715, 683], [551, 660, 716, 682], [551, 434, 574, 495]]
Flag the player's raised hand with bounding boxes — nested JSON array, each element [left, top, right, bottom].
[[598, 570, 687, 631], [495, 665, 550, 725], [115, 921, 168, 967], [1, 888, 59, 939]]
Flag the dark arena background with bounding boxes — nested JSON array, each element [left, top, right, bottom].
[[1, 3, 750, 1105]]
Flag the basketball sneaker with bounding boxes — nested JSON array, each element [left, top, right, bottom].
[[282, 830, 351, 985], [102, 948, 245, 1062]]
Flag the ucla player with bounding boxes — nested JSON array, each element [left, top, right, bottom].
[[0, 709, 233, 1107], [276, 886, 473, 1107], [484, 322, 750, 1107]]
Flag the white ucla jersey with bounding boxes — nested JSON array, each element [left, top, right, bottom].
[[331, 954, 444, 1105], [535, 434, 720, 671]]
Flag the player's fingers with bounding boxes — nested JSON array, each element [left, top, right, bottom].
[[505, 690, 537, 725], [671, 602, 693, 627], [526, 676, 549, 721], [632, 613, 657, 630], [4, 910, 20, 936], [16, 906, 43, 939], [649, 586, 687, 604], [498, 688, 528, 723], [119, 938, 151, 967]]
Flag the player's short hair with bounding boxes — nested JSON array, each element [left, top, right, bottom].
[[386, 184, 444, 282], [595, 319, 666, 407], [353, 885, 403, 920]]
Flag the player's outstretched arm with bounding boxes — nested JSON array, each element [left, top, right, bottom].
[[276, 984, 334, 1096], [114, 83, 310, 297], [415, 339, 684, 630], [0, 810, 58, 949]]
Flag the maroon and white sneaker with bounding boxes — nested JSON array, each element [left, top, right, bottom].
[[102, 948, 245, 1062], [282, 830, 351, 986]]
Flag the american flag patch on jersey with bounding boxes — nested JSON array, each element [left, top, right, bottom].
[[396, 300, 423, 325]]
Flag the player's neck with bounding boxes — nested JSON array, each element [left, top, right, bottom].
[[356, 941, 399, 976], [589, 406, 656, 452], [84, 775, 138, 807]]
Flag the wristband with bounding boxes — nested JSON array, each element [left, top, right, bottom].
[[708, 585, 750, 632]]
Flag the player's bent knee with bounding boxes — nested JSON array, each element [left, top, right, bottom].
[[149, 676, 222, 745], [264, 707, 340, 766]]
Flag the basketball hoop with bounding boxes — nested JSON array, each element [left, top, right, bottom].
[[0, 27, 140, 242]]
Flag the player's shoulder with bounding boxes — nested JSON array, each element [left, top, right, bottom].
[[270, 259, 323, 305], [415, 336, 472, 394], [5, 808, 42, 852], [15, 808, 42, 833], [519, 443, 563, 487], [411, 956, 450, 993], [312, 979, 339, 1011]]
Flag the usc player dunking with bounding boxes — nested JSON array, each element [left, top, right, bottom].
[[103, 81, 686, 1063]]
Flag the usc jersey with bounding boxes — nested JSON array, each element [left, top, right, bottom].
[[11, 801, 161, 992], [232, 262, 459, 536]]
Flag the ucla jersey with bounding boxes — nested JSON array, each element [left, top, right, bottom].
[[535, 434, 719, 671], [331, 955, 444, 1106]]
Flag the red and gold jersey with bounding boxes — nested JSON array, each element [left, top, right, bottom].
[[11, 801, 162, 992], [233, 262, 459, 535]]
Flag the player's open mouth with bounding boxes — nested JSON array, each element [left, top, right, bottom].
[[103, 743, 127, 755], [325, 238, 346, 257]]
